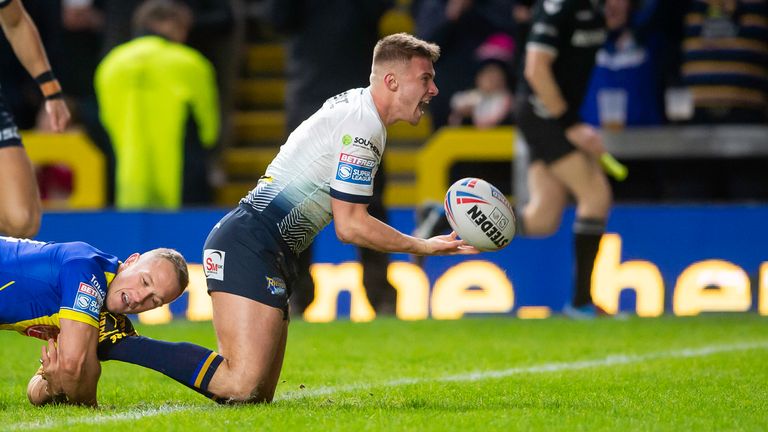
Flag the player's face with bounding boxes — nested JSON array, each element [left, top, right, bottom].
[[105, 255, 180, 314], [394, 56, 438, 125]]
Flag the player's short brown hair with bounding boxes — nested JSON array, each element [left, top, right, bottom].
[[373, 33, 441, 65]]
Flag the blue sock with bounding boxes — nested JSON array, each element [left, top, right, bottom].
[[98, 335, 224, 401]]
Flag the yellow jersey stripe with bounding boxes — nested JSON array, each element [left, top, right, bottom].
[[59, 308, 99, 329], [0, 313, 59, 334], [194, 352, 220, 388], [0, 280, 14, 291]]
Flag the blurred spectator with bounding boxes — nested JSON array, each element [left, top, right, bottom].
[[580, 0, 665, 129], [267, 0, 398, 315], [680, 0, 768, 124], [95, 0, 219, 209], [412, 0, 514, 130], [659, 0, 768, 202], [449, 32, 515, 127]]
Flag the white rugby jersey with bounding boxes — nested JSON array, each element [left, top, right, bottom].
[[240, 87, 386, 254]]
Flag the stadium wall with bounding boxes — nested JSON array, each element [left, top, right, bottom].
[[37, 205, 768, 322]]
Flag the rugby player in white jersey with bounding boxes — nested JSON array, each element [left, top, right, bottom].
[[87, 33, 478, 404]]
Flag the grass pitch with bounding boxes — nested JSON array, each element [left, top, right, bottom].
[[1, 314, 767, 431]]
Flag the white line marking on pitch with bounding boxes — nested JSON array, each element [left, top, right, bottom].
[[7, 341, 768, 430]]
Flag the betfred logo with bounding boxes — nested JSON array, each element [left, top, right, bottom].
[[78, 282, 101, 299], [203, 249, 225, 281], [339, 153, 376, 168]]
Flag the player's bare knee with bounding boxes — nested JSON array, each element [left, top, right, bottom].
[[219, 381, 274, 403]]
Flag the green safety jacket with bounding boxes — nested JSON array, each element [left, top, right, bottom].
[[96, 35, 219, 209]]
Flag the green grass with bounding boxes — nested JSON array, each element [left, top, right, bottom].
[[2, 315, 767, 431]]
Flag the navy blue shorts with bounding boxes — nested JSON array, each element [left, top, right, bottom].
[[516, 97, 576, 164], [203, 204, 298, 319], [0, 93, 22, 149]]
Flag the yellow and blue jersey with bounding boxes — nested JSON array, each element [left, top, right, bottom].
[[0, 236, 119, 340]]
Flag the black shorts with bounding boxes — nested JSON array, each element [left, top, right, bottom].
[[0, 93, 22, 149], [203, 204, 298, 319], [516, 96, 575, 164]]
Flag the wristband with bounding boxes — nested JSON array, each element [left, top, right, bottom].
[[556, 108, 580, 130], [34, 71, 63, 100]]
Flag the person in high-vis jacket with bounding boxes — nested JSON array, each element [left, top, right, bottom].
[[95, 0, 219, 209]]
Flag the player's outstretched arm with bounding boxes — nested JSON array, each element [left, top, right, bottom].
[[331, 198, 479, 255], [36, 319, 101, 406]]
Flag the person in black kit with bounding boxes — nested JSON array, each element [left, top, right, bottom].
[[0, 0, 71, 238], [268, 0, 399, 315], [516, 0, 610, 319]]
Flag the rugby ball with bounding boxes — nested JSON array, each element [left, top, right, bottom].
[[443, 178, 516, 251]]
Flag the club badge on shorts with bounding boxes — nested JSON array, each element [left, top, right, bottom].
[[265, 276, 286, 296], [204, 249, 225, 281]]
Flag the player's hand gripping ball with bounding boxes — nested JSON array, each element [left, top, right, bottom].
[[443, 178, 516, 251]]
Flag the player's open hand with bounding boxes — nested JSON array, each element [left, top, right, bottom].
[[565, 123, 605, 157], [423, 231, 480, 255]]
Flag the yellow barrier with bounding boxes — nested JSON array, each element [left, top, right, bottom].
[[416, 127, 515, 204], [22, 130, 106, 209]]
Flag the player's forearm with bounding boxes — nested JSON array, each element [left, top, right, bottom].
[[524, 56, 567, 118], [60, 375, 99, 406], [3, 12, 53, 79], [336, 214, 426, 255], [56, 359, 100, 406]]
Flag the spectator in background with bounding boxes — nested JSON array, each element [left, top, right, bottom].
[[449, 32, 515, 128], [681, 0, 768, 124], [0, 0, 71, 238], [95, 0, 219, 209], [662, 0, 768, 202], [578, 0, 669, 202], [580, 0, 665, 128], [100, 0, 241, 190], [412, 0, 514, 130], [268, 0, 399, 315]]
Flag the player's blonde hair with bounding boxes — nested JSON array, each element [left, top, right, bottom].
[[372, 33, 441, 65], [145, 248, 189, 293]]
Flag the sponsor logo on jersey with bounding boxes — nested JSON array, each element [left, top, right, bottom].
[[90, 274, 103, 291], [265, 276, 287, 296], [78, 282, 103, 301], [74, 290, 101, 315], [342, 134, 353, 145], [0, 126, 20, 141], [465, 205, 510, 248], [340, 153, 376, 168], [571, 29, 607, 47], [204, 249, 225, 281], [336, 163, 373, 185], [352, 136, 381, 158]]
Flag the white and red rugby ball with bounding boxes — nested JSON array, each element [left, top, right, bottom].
[[443, 178, 516, 251]]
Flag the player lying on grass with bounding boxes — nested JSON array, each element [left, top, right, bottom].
[[0, 236, 188, 406], [41, 33, 478, 405]]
